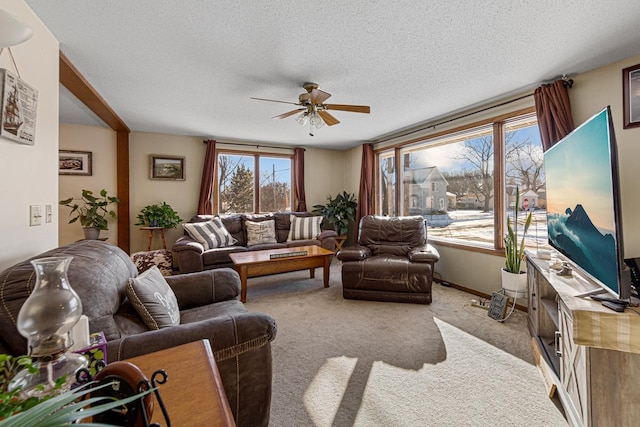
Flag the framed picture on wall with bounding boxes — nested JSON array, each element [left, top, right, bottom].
[[59, 150, 92, 175], [0, 68, 38, 145], [622, 63, 640, 129], [150, 155, 185, 180]]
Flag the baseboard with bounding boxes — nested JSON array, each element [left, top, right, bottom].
[[434, 278, 528, 313]]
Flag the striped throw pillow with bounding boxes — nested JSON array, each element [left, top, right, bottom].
[[182, 217, 237, 249], [287, 215, 322, 241]]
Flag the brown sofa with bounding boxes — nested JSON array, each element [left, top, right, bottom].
[[173, 212, 337, 273], [337, 215, 440, 304], [0, 240, 276, 427]]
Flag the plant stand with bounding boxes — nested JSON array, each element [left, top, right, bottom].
[[141, 227, 167, 251], [335, 235, 347, 251]]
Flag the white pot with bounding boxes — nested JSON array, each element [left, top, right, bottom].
[[501, 268, 527, 298], [82, 227, 101, 240]]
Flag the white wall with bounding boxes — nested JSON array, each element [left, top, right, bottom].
[[0, 0, 59, 271], [569, 53, 640, 257], [129, 131, 206, 254], [59, 124, 118, 244]]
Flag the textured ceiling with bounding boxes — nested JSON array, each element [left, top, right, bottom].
[[25, 0, 640, 150]]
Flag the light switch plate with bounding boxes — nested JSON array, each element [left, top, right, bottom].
[[30, 205, 42, 226], [45, 204, 52, 223]]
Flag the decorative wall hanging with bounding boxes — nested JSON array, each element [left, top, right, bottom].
[[59, 150, 93, 175], [150, 155, 185, 180], [0, 68, 37, 145], [623, 63, 640, 129]]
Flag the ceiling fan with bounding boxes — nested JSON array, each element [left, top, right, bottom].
[[251, 83, 370, 135]]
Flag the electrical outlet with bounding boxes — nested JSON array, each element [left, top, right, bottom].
[[30, 205, 42, 226], [471, 299, 489, 310], [45, 204, 52, 223]]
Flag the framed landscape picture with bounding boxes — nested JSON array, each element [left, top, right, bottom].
[[59, 150, 92, 175], [622, 63, 640, 129], [150, 155, 185, 180]]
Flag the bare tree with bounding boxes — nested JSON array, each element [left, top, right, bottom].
[[456, 136, 494, 211], [505, 133, 545, 192]]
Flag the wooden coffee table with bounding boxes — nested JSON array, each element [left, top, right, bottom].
[[229, 245, 334, 302]]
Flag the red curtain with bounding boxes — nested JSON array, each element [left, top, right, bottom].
[[197, 140, 216, 215], [293, 147, 307, 211], [355, 143, 374, 239], [534, 80, 575, 151]]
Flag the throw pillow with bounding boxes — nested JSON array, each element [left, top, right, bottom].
[[126, 265, 180, 330], [246, 220, 277, 246], [288, 215, 322, 241], [182, 217, 237, 249]]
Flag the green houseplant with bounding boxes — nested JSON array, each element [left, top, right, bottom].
[[135, 202, 183, 228], [502, 185, 533, 298], [59, 189, 119, 240], [312, 191, 358, 236]]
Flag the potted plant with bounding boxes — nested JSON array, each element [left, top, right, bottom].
[[59, 189, 119, 240], [312, 191, 358, 237], [502, 185, 532, 298], [135, 202, 183, 228], [0, 353, 152, 425]]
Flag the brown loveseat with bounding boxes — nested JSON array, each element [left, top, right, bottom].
[[337, 215, 440, 304], [0, 240, 276, 427], [173, 212, 337, 273]]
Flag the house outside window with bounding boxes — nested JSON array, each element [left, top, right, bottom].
[[375, 111, 545, 251], [216, 152, 293, 214]]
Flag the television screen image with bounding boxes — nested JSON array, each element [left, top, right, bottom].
[[544, 106, 625, 297]]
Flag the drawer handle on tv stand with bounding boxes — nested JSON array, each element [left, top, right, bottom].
[[554, 331, 562, 357]]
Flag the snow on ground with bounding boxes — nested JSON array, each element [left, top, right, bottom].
[[425, 209, 550, 248]]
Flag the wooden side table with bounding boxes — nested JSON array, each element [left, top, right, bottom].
[[335, 235, 347, 251], [126, 340, 235, 427], [140, 226, 167, 251]]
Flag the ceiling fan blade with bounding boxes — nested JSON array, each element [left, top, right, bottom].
[[251, 97, 300, 106], [318, 110, 340, 126], [271, 109, 305, 120], [325, 104, 370, 114], [310, 89, 332, 104]]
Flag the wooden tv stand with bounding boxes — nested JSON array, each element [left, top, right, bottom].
[[526, 252, 640, 427]]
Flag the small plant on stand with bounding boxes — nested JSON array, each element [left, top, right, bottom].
[[135, 202, 183, 228]]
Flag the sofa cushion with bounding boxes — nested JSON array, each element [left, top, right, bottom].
[[246, 220, 277, 246], [126, 266, 180, 329], [288, 215, 322, 241], [202, 246, 248, 266], [183, 217, 238, 249]]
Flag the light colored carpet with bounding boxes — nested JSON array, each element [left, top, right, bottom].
[[244, 260, 567, 427]]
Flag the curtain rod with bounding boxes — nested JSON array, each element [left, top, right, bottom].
[[379, 93, 534, 143], [203, 139, 304, 151], [376, 76, 573, 143]]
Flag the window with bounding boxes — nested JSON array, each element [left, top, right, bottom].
[[376, 111, 545, 251], [217, 152, 293, 214], [378, 151, 396, 216]]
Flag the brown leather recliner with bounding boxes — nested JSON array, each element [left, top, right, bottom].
[[0, 240, 276, 427], [337, 215, 440, 304]]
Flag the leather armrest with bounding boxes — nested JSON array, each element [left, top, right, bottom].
[[337, 245, 371, 261], [409, 244, 440, 263], [165, 268, 240, 309], [318, 229, 338, 240], [108, 311, 277, 362], [172, 235, 204, 254]]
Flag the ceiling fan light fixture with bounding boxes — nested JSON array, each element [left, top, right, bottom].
[[296, 112, 308, 126], [309, 110, 324, 128]]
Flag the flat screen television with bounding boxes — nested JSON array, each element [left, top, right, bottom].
[[544, 106, 630, 299]]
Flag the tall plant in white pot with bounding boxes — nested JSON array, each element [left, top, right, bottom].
[[502, 186, 532, 298]]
